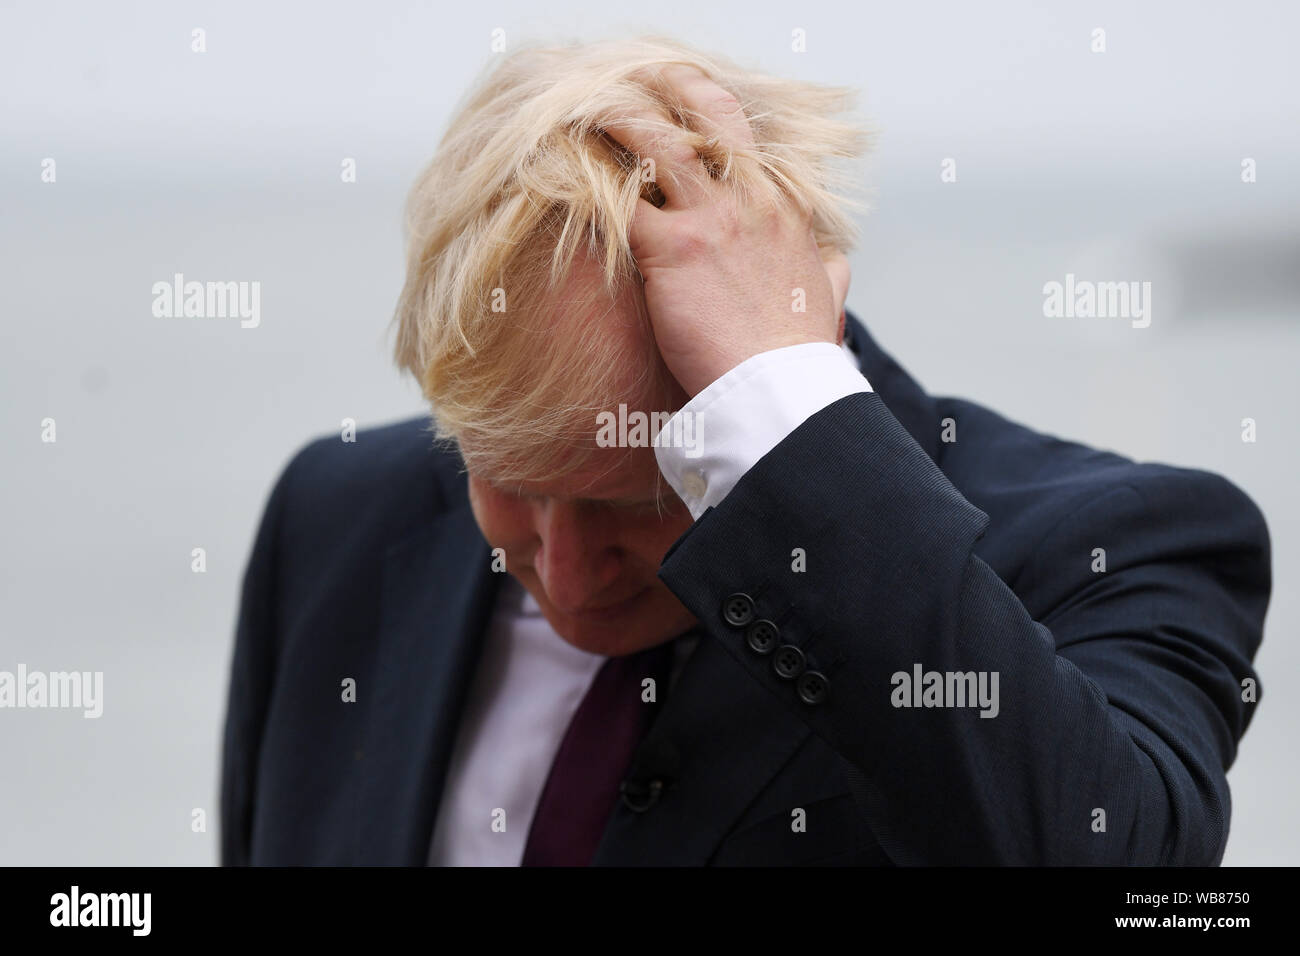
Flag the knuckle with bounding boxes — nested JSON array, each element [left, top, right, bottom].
[[666, 218, 707, 255], [710, 90, 743, 115]]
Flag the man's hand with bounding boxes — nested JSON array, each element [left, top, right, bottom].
[[606, 66, 851, 398]]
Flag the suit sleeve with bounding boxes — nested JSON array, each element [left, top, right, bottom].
[[219, 456, 296, 866], [657, 390, 1270, 865]]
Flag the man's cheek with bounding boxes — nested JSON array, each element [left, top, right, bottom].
[[467, 482, 530, 544], [638, 510, 693, 556], [482, 519, 533, 560], [469, 512, 523, 566]]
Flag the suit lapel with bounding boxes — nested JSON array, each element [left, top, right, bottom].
[[354, 501, 501, 864]]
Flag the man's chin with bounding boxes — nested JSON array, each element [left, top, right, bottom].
[[521, 579, 697, 656], [545, 601, 693, 657], [550, 616, 661, 657]]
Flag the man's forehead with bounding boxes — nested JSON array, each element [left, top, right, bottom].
[[476, 443, 665, 502]]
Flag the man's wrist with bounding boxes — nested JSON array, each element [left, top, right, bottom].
[[682, 333, 841, 398], [656, 341, 872, 518]]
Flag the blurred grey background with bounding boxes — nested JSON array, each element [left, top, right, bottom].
[[1, 0, 1295, 865]]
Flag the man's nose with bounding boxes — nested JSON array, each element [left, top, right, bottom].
[[533, 501, 623, 613]]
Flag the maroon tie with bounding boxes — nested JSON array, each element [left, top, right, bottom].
[[521, 641, 674, 866]]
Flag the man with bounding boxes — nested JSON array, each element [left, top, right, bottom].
[[220, 38, 1270, 866]]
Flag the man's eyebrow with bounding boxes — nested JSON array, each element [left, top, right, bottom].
[[601, 494, 664, 508], [602, 485, 681, 510], [484, 481, 643, 504], [481, 473, 675, 509]]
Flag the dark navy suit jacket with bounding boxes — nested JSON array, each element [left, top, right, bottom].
[[221, 312, 1270, 865]]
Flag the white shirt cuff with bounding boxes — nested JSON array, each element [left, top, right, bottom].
[[654, 341, 872, 520]]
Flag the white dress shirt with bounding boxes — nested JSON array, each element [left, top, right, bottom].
[[427, 340, 872, 865], [427, 574, 605, 866]]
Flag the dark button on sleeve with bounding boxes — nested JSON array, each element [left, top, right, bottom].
[[745, 619, 779, 655], [722, 593, 755, 628], [796, 670, 829, 705], [773, 644, 806, 680]]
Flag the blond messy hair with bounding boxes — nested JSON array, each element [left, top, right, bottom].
[[392, 36, 870, 485]]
